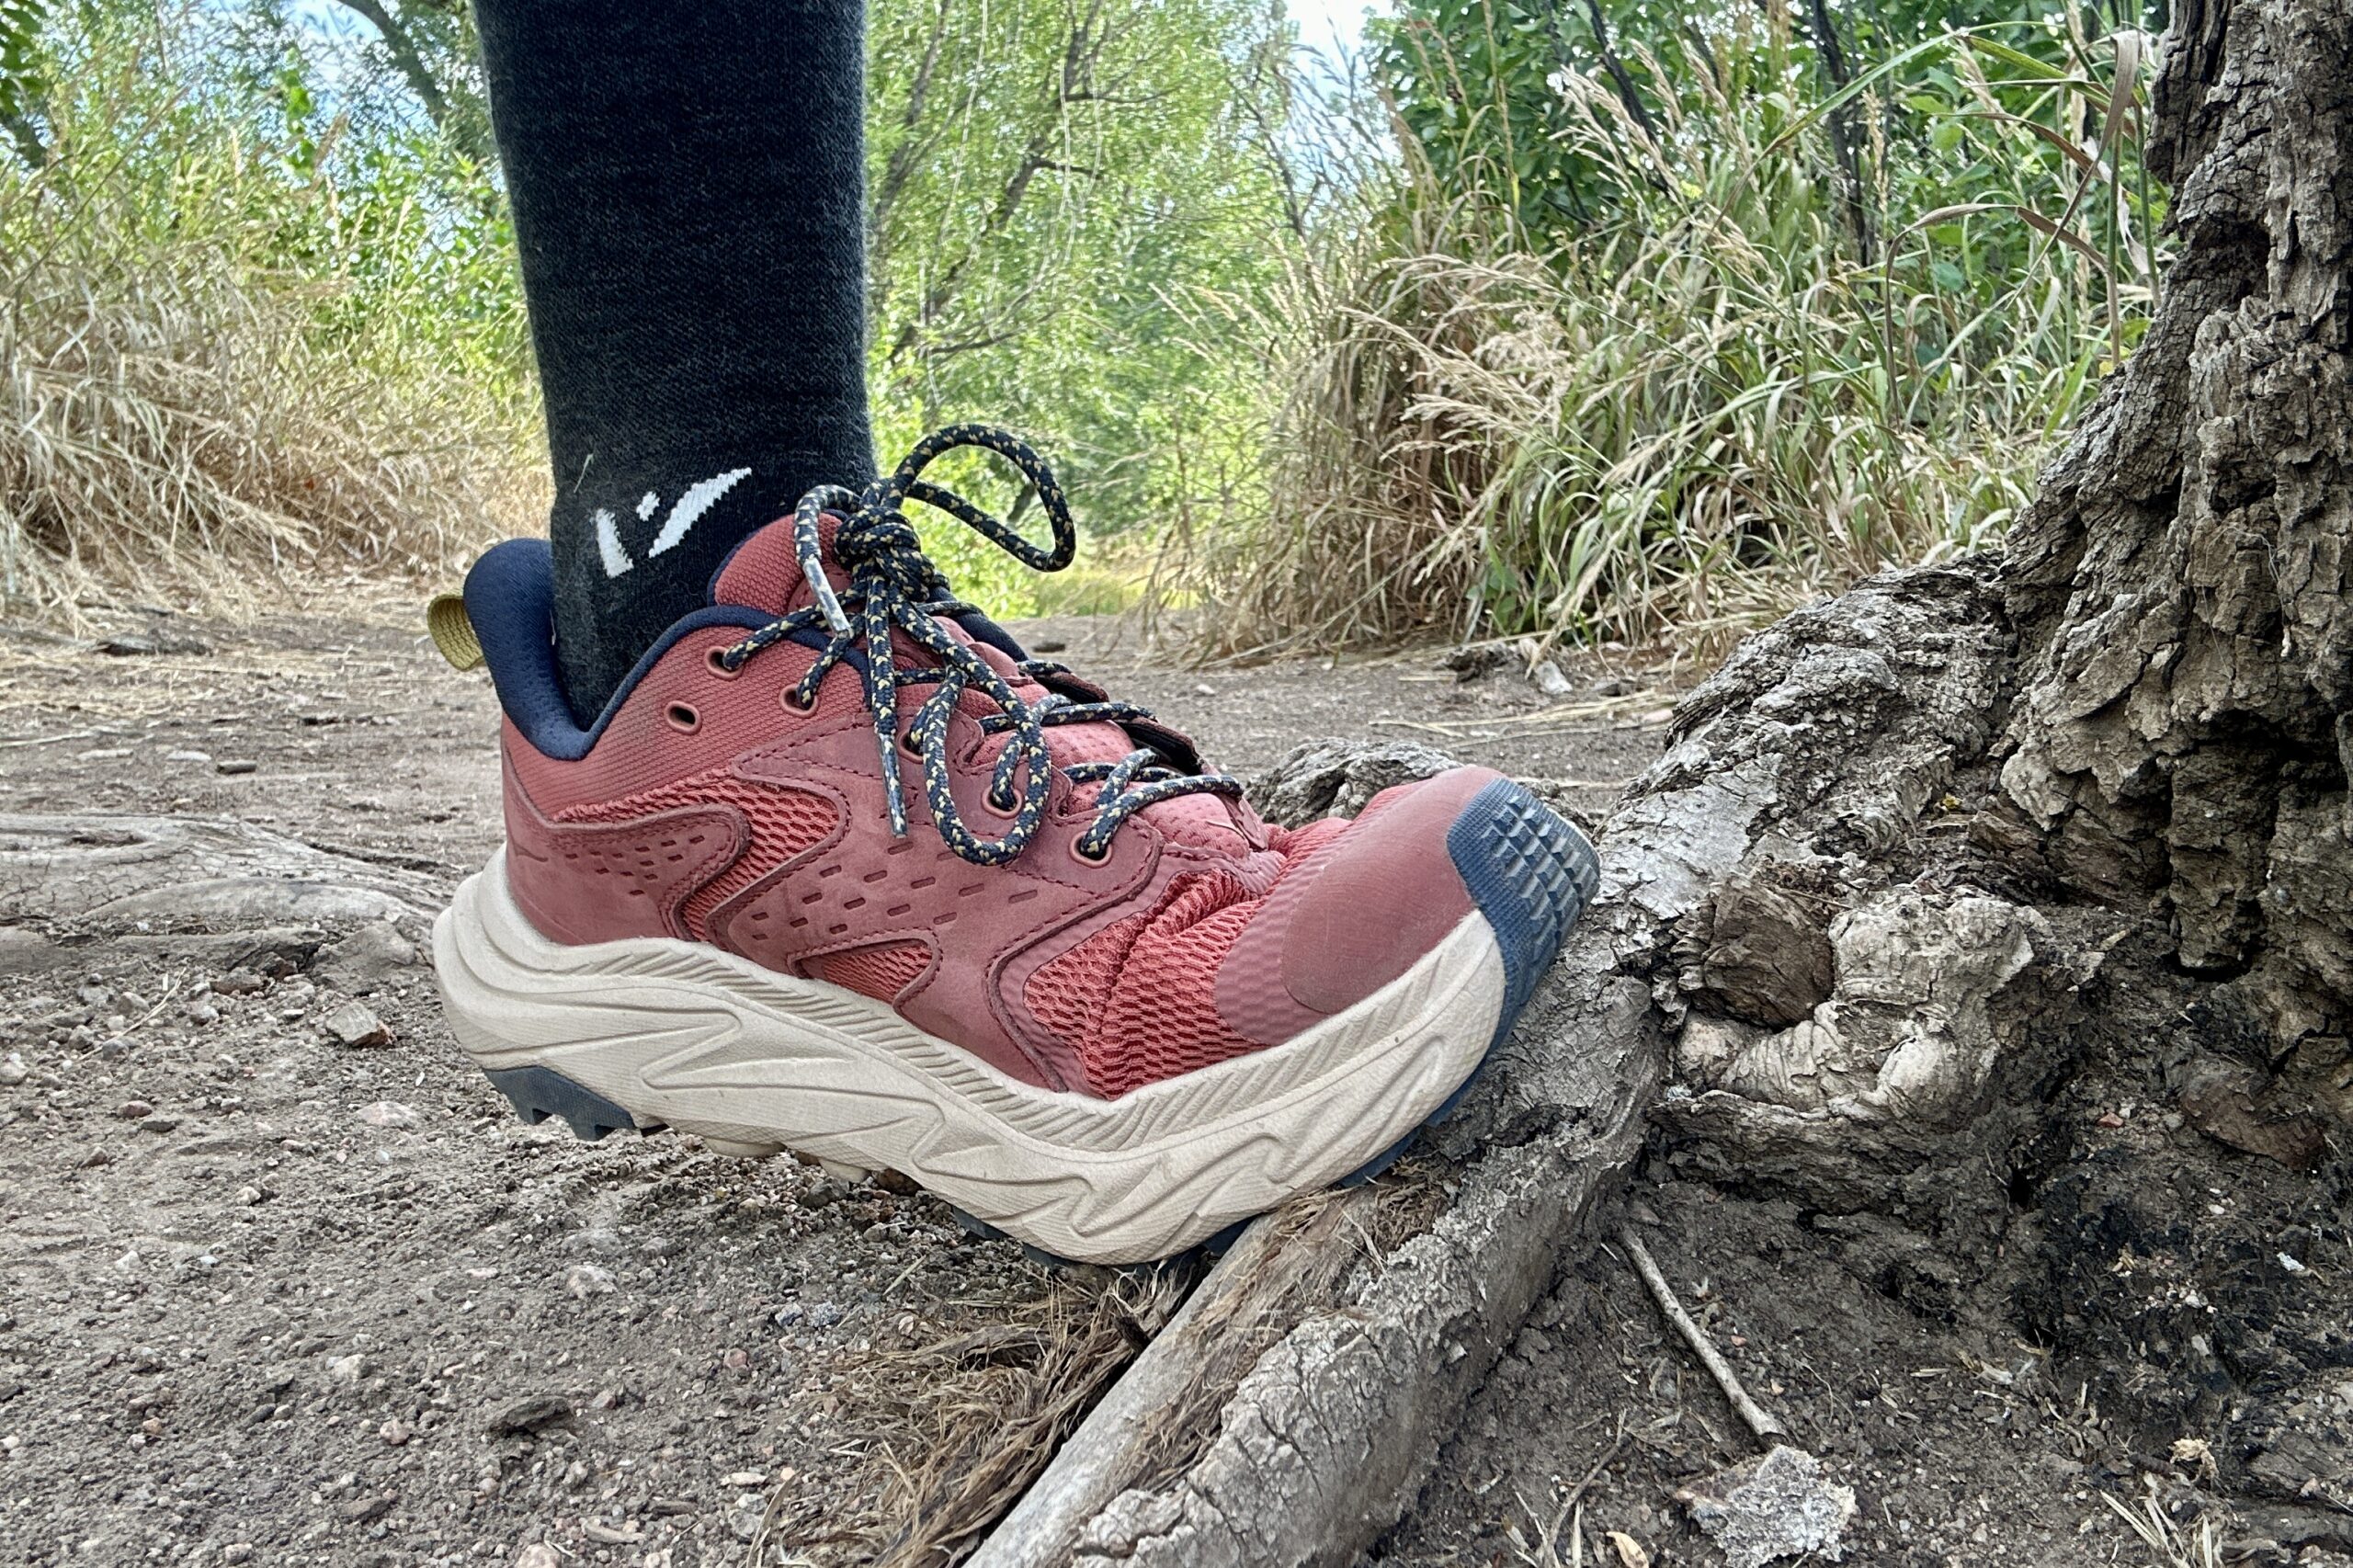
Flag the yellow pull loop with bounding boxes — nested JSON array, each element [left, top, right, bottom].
[[426, 594, 483, 671]]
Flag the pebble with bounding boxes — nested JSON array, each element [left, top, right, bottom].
[[356, 1100, 419, 1129], [164, 748, 212, 764], [184, 1001, 220, 1027], [563, 1263, 617, 1299], [233, 1185, 265, 1207], [378, 1418, 410, 1446], [513, 1546, 561, 1568], [212, 971, 267, 996], [326, 1353, 369, 1384], [214, 759, 258, 776], [1529, 659, 1575, 698], [221, 1547, 254, 1565], [114, 1099, 153, 1120], [487, 1394, 570, 1436], [322, 1002, 392, 1049], [0, 1053, 26, 1087]]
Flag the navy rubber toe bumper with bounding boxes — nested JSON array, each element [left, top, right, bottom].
[[1446, 778, 1601, 1031], [1341, 779, 1599, 1186]]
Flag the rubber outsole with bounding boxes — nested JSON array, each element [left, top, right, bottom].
[[458, 778, 1598, 1266]]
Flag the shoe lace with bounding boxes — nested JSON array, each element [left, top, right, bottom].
[[716, 423, 1243, 869]]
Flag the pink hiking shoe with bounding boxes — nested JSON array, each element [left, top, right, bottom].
[[435, 427, 1597, 1263]]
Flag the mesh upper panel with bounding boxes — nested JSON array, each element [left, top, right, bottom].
[[1023, 816, 1355, 1097], [562, 767, 838, 938]]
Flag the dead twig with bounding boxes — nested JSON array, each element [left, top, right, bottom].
[[1616, 1225, 1786, 1443]]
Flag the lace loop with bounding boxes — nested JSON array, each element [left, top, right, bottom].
[[720, 426, 1241, 869]]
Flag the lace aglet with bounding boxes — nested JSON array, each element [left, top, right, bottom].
[[812, 577, 852, 637]]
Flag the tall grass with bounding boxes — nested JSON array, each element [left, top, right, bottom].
[[1195, 6, 2160, 659], [0, 8, 538, 620]]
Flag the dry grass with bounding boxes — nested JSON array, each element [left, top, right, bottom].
[[0, 20, 540, 624], [1188, 13, 2157, 663], [753, 1267, 1188, 1568]]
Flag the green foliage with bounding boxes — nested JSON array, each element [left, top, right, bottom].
[[0, 0, 47, 165], [864, 0, 1291, 608]]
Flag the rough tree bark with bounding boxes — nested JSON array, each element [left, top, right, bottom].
[[972, 0, 2353, 1559], [2000, 0, 2351, 1085]]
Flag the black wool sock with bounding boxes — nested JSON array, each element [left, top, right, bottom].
[[473, 0, 874, 725]]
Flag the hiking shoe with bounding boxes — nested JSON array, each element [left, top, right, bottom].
[[434, 426, 1598, 1264]]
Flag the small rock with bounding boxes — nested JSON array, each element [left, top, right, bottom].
[[356, 1100, 418, 1130], [722, 1348, 751, 1373], [378, 1418, 410, 1446], [1529, 659, 1575, 699], [233, 1185, 265, 1207], [563, 1263, 617, 1299], [1677, 1445, 1857, 1568], [341, 1494, 395, 1523], [588, 1389, 622, 1412], [805, 1301, 845, 1330], [221, 1546, 254, 1565], [137, 1118, 179, 1135], [314, 923, 419, 993], [97, 629, 208, 656], [0, 1053, 26, 1087], [214, 759, 258, 777], [512, 1546, 561, 1568], [487, 1394, 570, 1436], [114, 1099, 153, 1120], [183, 1001, 220, 1027], [212, 970, 267, 996], [321, 1002, 392, 1049], [325, 1353, 369, 1385], [164, 748, 212, 764]]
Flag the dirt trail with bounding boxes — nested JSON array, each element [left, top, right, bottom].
[[0, 605, 1664, 1568]]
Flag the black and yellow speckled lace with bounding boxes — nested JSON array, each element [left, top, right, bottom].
[[718, 425, 1243, 868]]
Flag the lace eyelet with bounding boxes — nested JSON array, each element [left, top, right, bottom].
[[982, 790, 1018, 820], [899, 729, 926, 758], [706, 646, 741, 680], [665, 701, 701, 733], [1069, 836, 1112, 867], [781, 686, 817, 715]]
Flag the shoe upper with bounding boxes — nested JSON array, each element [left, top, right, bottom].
[[467, 465, 1495, 1100]]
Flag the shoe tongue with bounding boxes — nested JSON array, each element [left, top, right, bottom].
[[710, 515, 1250, 852]]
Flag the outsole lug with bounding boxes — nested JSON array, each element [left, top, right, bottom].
[[484, 1064, 642, 1143]]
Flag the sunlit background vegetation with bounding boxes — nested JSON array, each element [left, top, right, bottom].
[[0, 0, 2161, 656]]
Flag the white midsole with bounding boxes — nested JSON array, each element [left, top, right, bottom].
[[433, 850, 1506, 1263]]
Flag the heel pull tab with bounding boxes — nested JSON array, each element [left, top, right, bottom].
[[426, 594, 483, 671]]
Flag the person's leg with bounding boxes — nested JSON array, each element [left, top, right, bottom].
[[472, 0, 873, 724]]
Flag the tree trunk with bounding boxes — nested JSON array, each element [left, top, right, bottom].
[[2000, 0, 2351, 1096]]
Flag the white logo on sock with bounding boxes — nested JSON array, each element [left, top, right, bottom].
[[648, 468, 752, 559], [594, 508, 634, 577], [592, 468, 753, 579]]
